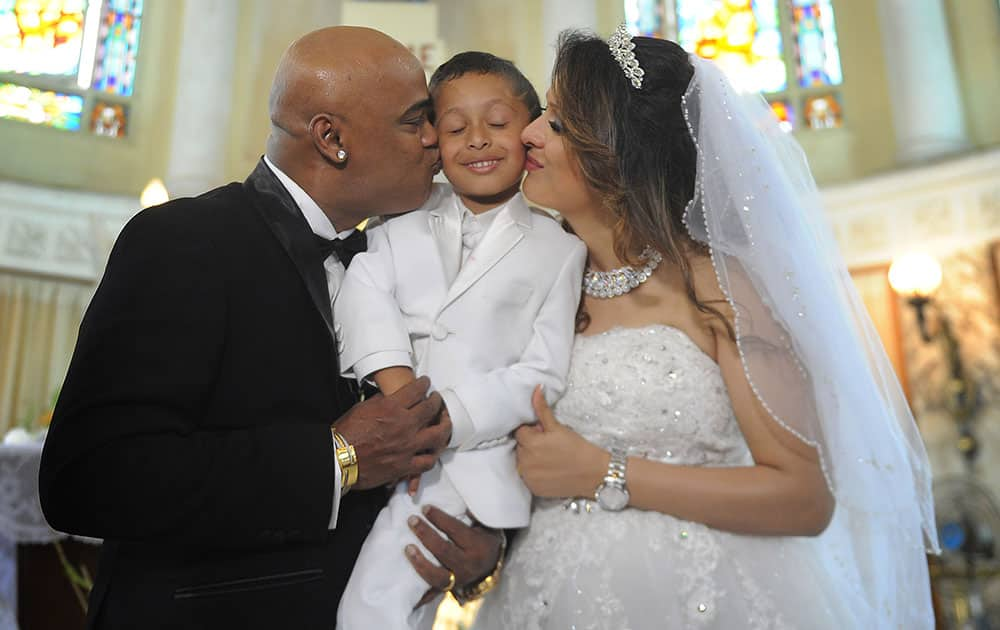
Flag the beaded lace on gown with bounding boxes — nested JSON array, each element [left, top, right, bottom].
[[473, 325, 855, 630]]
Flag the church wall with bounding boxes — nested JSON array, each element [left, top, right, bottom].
[[1, 0, 997, 196], [944, 0, 1000, 149], [219, 0, 999, 187]]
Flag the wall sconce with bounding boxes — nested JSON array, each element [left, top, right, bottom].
[[888, 253, 979, 461], [888, 252, 943, 341], [140, 178, 170, 209]]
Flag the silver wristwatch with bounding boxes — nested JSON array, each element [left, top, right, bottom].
[[594, 448, 630, 511]]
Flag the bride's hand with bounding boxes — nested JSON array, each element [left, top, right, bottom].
[[514, 386, 609, 498]]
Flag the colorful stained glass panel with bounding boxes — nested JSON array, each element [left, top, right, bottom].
[[0, 0, 88, 76], [90, 99, 125, 136], [790, 0, 842, 87], [676, 0, 786, 93], [625, 0, 668, 38], [769, 99, 793, 132], [91, 0, 142, 96], [0, 81, 82, 129], [803, 93, 841, 129]]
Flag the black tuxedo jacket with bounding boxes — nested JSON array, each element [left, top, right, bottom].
[[39, 161, 388, 629]]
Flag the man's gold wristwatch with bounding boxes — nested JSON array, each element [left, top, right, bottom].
[[331, 428, 359, 493], [453, 530, 507, 606]]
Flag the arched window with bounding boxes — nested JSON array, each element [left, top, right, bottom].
[[0, 0, 143, 138], [625, 0, 844, 132]]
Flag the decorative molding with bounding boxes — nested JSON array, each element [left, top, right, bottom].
[[823, 148, 1000, 267], [0, 180, 138, 283]]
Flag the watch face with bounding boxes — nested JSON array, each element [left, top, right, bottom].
[[597, 485, 629, 511]]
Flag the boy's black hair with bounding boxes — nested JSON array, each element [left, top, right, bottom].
[[429, 51, 542, 120]]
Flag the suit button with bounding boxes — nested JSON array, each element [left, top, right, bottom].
[[431, 323, 449, 341]]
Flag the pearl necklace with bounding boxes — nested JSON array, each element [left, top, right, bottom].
[[583, 246, 663, 298]]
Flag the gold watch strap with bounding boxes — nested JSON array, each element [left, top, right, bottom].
[[453, 530, 507, 606], [331, 428, 359, 492]]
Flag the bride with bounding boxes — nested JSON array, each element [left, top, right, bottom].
[[473, 27, 937, 629]]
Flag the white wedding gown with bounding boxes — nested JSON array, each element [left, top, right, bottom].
[[473, 324, 856, 629]]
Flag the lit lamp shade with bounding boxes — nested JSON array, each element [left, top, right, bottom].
[[888, 253, 942, 299], [140, 178, 170, 209]]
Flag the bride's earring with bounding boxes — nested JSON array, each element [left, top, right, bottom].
[[336, 149, 348, 162]]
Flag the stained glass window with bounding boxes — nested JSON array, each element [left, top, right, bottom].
[[769, 99, 793, 132], [626, 0, 846, 132], [0, 0, 87, 76], [0, 81, 83, 129], [790, 0, 842, 87], [0, 0, 141, 136], [89, 98, 124, 136], [673, 0, 786, 93], [625, 0, 668, 38], [90, 0, 142, 96], [803, 93, 841, 128]]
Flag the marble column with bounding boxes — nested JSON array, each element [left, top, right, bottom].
[[877, 0, 969, 164], [542, 0, 598, 86], [164, 0, 239, 198]]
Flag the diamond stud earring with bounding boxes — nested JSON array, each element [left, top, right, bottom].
[[336, 149, 347, 161]]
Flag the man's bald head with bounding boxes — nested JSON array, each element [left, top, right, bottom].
[[263, 26, 439, 230], [268, 26, 420, 139]]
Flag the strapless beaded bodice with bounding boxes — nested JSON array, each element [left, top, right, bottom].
[[473, 325, 851, 630], [556, 324, 752, 467]]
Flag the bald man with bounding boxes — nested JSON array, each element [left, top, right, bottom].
[[39, 27, 503, 630]]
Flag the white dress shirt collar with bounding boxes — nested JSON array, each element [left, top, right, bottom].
[[263, 155, 354, 240], [456, 195, 510, 234]]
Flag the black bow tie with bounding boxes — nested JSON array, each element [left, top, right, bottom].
[[314, 229, 367, 267]]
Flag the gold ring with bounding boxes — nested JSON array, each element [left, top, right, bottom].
[[444, 571, 456, 593]]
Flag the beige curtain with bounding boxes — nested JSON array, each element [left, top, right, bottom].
[[0, 272, 93, 433]]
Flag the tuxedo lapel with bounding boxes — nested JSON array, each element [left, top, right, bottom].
[[440, 195, 531, 310], [428, 195, 463, 287], [243, 159, 335, 342]]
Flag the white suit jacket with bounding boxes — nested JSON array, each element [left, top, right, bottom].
[[335, 184, 586, 527]]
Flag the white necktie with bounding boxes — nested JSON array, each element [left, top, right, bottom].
[[461, 210, 484, 257]]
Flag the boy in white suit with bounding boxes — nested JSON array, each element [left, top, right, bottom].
[[334, 53, 586, 629]]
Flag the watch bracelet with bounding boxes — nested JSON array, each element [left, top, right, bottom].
[[331, 429, 359, 491], [602, 448, 627, 484], [453, 530, 507, 606], [594, 448, 630, 509]]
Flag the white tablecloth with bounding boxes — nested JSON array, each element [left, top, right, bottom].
[[0, 442, 70, 630], [0, 442, 57, 544]]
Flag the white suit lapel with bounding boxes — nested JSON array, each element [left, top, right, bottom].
[[440, 194, 532, 310], [428, 194, 463, 287]]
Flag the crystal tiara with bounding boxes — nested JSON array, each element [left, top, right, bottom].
[[607, 23, 644, 89]]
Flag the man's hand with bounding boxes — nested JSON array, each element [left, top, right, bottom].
[[405, 407, 452, 496], [405, 506, 504, 608], [334, 376, 450, 490]]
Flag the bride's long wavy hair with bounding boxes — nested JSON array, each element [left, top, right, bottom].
[[552, 31, 733, 338]]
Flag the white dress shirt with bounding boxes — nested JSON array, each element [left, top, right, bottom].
[[263, 155, 353, 529], [446, 198, 506, 447], [458, 197, 505, 263]]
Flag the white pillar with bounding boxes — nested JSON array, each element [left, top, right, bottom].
[[542, 0, 598, 87], [877, 0, 969, 164], [164, 0, 239, 197]]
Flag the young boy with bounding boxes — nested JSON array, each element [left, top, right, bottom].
[[334, 52, 586, 629]]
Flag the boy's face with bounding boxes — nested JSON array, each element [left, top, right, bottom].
[[433, 73, 533, 211]]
